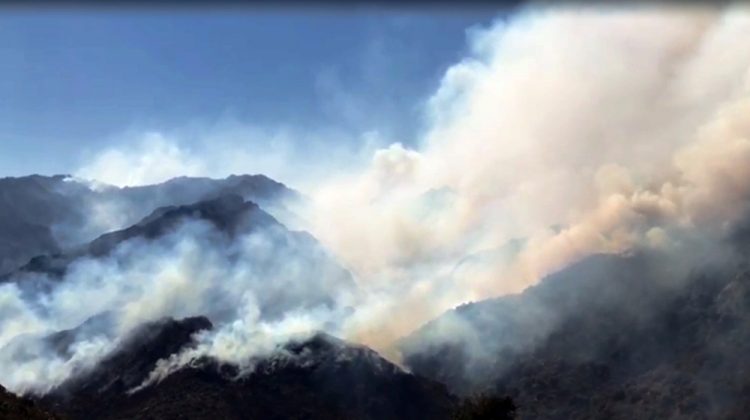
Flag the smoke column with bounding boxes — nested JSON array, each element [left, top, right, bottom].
[[306, 3, 750, 351]]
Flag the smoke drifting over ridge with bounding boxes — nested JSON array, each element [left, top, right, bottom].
[[0, 207, 356, 394], [5, 2, 750, 397]]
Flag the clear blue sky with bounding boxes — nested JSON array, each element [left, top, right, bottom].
[[0, 7, 509, 177]]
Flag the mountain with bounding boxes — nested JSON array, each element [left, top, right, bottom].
[[401, 249, 750, 419], [2, 192, 354, 324], [3, 183, 453, 419], [37, 316, 456, 420], [18, 171, 750, 419], [0, 175, 87, 276], [1, 173, 500, 420], [0, 174, 300, 275], [5, 194, 285, 280], [0, 190, 356, 348]]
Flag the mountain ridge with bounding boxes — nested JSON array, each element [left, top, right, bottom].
[[0, 174, 301, 275]]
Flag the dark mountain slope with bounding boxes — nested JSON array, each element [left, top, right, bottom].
[[402, 250, 750, 419], [47, 316, 214, 403], [0, 384, 64, 420], [40, 318, 456, 420]]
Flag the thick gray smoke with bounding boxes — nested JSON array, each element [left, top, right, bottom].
[[4, 2, 750, 397]]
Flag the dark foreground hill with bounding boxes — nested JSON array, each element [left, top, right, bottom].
[[37, 317, 456, 420], [0, 384, 63, 420], [402, 249, 750, 419]]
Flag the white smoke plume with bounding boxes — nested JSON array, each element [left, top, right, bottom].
[[4, 2, 750, 396], [0, 219, 356, 394], [305, 3, 750, 349]]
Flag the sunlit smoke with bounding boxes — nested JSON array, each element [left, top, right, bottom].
[[305, 3, 750, 350]]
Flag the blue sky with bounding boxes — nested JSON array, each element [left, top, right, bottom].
[[0, 7, 509, 177]]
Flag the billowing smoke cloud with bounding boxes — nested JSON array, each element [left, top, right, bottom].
[[5, 2, 750, 398], [305, 3, 750, 350]]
